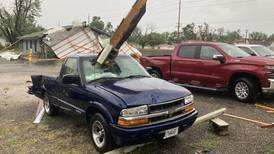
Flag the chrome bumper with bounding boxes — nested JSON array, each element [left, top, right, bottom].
[[262, 79, 274, 93]]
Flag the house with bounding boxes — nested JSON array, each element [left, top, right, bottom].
[[18, 31, 46, 56], [18, 22, 141, 58]]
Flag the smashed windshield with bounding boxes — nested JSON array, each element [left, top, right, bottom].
[[82, 56, 150, 83], [219, 44, 251, 58], [251, 46, 274, 57]]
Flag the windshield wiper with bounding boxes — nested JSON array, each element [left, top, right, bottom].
[[122, 75, 150, 79], [265, 55, 273, 57]]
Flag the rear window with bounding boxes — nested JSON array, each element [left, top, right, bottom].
[[178, 46, 197, 59]]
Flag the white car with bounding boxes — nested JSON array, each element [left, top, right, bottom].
[[236, 44, 274, 58]]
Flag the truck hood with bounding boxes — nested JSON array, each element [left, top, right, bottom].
[[235, 56, 274, 65], [95, 77, 191, 107]]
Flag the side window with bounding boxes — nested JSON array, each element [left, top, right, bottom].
[[60, 58, 78, 78], [178, 46, 197, 59], [200, 46, 220, 60], [239, 47, 255, 55]]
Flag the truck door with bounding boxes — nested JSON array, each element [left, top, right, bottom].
[[197, 45, 226, 88], [56, 58, 84, 114], [171, 45, 201, 85]]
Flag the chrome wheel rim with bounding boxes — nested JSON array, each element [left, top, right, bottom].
[[43, 96, 50, 113], [151, 73, 160, 78], [235, 82, 249, 100], [92, 120, 105, 148]]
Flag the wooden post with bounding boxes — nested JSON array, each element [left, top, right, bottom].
[[28, 49, 33, 64], [97, 0, 147, 65]]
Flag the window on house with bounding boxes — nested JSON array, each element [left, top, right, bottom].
[[26, 40, 29, 50]]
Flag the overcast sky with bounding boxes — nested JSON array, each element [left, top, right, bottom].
[[1, 0, 274, 36]]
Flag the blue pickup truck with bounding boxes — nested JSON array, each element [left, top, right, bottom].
[[29, 54, 198, 153]]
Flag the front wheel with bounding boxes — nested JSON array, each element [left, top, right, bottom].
[[43, 94, 58, 116], [233, 78, 259, 103], [90, 113, 113, 153]]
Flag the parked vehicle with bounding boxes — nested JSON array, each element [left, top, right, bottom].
[[28, 54, 198, 153], [140, 42, 274, 103], [236, 44, 274, 58]]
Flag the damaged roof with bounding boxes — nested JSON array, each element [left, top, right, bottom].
[[18, 24, 142, 59]]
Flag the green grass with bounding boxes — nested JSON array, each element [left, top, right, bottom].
[[266, 149, 274, 154], [189, 134, 220, 152]]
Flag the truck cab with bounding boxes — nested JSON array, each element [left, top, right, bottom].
[[29, 54, 198, 153]]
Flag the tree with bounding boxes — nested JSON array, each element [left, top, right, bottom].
[[268, 34, 274, 41], [104, 22, 114, 34], [90, 16, 105, 31], [146, 32, 165, 48], [249, 31, 268, 41], [222, 30, 241, 42], [181, 23, 196, 40], [0, 0, 42, 44], [90, 16, 114, 35]]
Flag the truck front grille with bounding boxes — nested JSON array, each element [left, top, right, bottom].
[[147, 98, 193, 124], [149, 98, 184, 113]]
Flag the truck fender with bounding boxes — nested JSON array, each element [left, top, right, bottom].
[[86, 101, 115, 124]]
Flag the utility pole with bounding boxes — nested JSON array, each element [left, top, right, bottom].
[[177, 0, 182, 41], [245, 29, 248, 44], [88, 13, 91, 24]]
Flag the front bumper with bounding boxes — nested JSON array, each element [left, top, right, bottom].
[[110, 110, 198, 146], [262, 79, 274, 93]]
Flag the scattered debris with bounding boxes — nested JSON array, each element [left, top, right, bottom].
[[255, 103, 274, 113], [193, 108, 227, 125], [223, 113, 274, 129], [210, 118, 229, 136], [33, 101, 45, 124], [0, 51, 21, 61]]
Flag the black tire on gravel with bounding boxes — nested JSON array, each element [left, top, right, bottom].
[[233, 78, 259, 103], [90, 113, 113, 153]]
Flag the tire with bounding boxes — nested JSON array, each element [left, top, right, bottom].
[[43, 94, 58, 116], [233, 78, 259, 103], [90, 113, 113, 153], [149, 69, 162, 79]]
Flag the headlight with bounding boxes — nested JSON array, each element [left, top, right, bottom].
[[185, 95, 194, 104], [120, 105, 148, 117]]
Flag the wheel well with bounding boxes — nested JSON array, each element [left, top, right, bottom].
[[149, 66, 163, 78], [86, 107, 109, 124], [229, 73, 261, 91]]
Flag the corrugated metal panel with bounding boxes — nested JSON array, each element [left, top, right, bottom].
[[44, 26, 141, 59], [49, 28, 102, 59]]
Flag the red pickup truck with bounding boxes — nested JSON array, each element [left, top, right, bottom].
[[140, 42, 274, 102]]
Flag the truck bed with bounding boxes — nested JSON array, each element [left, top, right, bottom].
[[28, 75, 57, 99]]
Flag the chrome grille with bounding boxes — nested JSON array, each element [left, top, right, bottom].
[[149, 98, 184, 113]]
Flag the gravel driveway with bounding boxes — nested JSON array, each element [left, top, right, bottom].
[[0, 63, 273, 154]]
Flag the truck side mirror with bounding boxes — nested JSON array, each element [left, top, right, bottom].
[[213, 55, 225, 64], [62, 74, 80, 85]]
